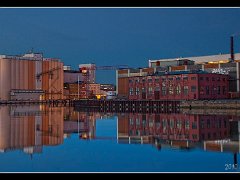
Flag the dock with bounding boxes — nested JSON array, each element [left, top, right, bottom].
[[74, 99, 180, 113]]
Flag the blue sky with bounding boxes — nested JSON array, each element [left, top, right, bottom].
[[0, 8, 240, 84]]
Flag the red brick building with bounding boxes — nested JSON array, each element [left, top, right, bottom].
[[128, 72, 229, 100]]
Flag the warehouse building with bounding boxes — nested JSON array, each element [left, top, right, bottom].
[[0, 52, 64, 101], [117, 53, 240, 99], [148, 53, 240, 94], [128, 71, 229, 100]]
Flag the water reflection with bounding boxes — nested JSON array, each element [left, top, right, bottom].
[[117, 112, 240, 167], [63, 108, 114, 139], [0, 105, 114, 155], [0, 105, 239, 171], [0, 105, 64, 155]]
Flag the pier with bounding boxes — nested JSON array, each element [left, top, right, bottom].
[[74, 99, 180, 113], [0, 99, 74, 107]]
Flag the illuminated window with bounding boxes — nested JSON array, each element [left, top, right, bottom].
[[177, 120, 182, 129], [129, 88, 134, 95], [148, 87, 153, 94], [176, 84, 181, 95], [169, 84, 174, 95], [170, 119, 174, 129], [162, 83, 167, 96]]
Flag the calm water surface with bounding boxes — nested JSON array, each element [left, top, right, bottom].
[[0, 105, 239, 172]]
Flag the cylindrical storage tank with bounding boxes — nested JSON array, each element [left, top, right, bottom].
[[10, 59, 16, 90], [28, 60, 35, 89], [0, 59, 11, 100], [23, 60, 29, 90], [19, 60, 24, 89], [0, 106, 11, 150]]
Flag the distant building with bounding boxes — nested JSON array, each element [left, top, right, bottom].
[[63, 65, 71, 71], [89, 83, 101, 96], [64, 83, 87, 99], [0, 52, 64, 101], [64, 70, 82, 84], [100, 84, 116, 91], [148, 53, 240, 94], [117, 53, 240, 98], [79, 63, 96, 83], [148, 53, 240, 67]]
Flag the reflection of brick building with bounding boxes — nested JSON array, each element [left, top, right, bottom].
[[0, 106, 63, 154], [118, 113, 231, 145]]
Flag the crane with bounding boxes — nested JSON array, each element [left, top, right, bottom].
[[79, 64, 129, 99], [36, 67, 61, 80], [36, 66, 62, 99]]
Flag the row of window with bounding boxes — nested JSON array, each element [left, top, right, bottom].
[[128, 130, 227, 140], [129, 86, 227, 96], [129, 76, 226, 84], [200, 119, 227, 128], [129, 118, 227, 130], [129, 118, 195, 129]]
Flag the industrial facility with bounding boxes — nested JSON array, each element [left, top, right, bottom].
[[117, 53, 240, 100], [117, 36, 240, 100], [63, 63, 119, 100], [0, 52, 64, 101]]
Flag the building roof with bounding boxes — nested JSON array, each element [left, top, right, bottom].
[[149, 53, 240, 66]]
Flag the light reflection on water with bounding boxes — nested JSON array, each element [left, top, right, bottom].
[[0, 105, 239, 172]]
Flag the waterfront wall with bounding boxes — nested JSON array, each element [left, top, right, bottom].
[[74, 99, 180, 113], [180, 99, 240, 109]]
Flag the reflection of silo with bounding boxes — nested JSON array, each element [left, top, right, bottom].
[[42, 107, 64, 146], [0, 106, 11, 151]]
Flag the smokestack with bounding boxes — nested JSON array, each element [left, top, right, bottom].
[[230, 36, 234, 62]]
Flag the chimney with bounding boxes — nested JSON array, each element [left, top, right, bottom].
[[230, 36, 234, 62]]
